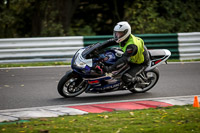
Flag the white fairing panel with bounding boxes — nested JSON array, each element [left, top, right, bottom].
[[145, 49, 171, 71], [74, 49, 93, 67]]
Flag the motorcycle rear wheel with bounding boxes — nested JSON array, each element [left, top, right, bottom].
[[57, 71, 88, 98], [129, 67, 159, 93]]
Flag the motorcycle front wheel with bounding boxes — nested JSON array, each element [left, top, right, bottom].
[[57, 70, 88, 98], [129, 67, 159, 93]]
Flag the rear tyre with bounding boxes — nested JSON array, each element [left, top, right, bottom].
[[57, 71, 88, 98], [129, 67, 159, 93]]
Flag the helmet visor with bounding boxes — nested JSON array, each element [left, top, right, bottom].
[[114, 31, 125, 39], [113, 30, 128, 40]]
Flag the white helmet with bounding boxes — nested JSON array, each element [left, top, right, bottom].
[[113, 21, 131, 43]]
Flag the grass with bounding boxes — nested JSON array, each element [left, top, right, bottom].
[[0, 59, 200, 68], [167, 59, 200, 62], [0, 105, 200, 133], [0, 62, 70, 68]]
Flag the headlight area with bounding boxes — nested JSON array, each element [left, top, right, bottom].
[[72, 49, 86, 68], [75, 61, 86, 68], [72, 55, 90, 74], [71, 48, 93, 74], [73, 53, 87, 68]]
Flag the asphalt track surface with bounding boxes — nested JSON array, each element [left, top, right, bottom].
[[0, 62, 200, 110]]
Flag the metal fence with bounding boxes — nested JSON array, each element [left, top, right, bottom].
[[178, 32, 200, 60], [0, 32, 199, 63], [0, 37, 83, 63], [138, 34, 179, 59], [84, 33, 179, 59]]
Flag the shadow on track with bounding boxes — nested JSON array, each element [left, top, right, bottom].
[[51, 91, 155, 105]]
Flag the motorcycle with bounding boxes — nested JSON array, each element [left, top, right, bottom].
[[57, 42, 171, 98]]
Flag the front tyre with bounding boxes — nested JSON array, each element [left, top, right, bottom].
[[129, 67, 159, 93], [57, 71, 88, 98]]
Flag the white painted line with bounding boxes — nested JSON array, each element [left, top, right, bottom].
[[0, 95, 198, 122], [0, 95, 198, 113], [64, 95, 199, 106], [0, 115, 18, 122]]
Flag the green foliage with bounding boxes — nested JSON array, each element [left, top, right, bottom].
[[41, 21, 65, 37], [0, 62, 70, 68], [0, 9, 15, 37], [0, 0, 200, 38], [68, 25, 96, 36], [40, 9, 65, 36], [70, 1, 119, 36], [0, 0, 35, 38], [124, 0, 200, 34]]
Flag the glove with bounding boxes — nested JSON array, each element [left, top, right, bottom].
[[95, 65, 103, 74], [95, 63, 112, 74]]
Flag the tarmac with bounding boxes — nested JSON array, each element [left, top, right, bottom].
[[0, 95, 199, 123]]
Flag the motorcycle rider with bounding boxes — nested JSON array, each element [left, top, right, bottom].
[[98, 21, 150, 83]]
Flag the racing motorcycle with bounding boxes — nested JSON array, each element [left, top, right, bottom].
[[57, 42, 171, 98]]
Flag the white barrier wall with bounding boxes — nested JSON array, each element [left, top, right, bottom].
[[0, 32, 200, 63], [178, 32, 200, 60], [0, 37, 84, 63]]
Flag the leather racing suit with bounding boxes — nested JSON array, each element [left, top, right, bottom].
[[98, 34, 150, 83]]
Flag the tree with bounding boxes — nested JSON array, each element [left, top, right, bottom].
[[123, 0, 200, 33], [0, 0, 15, 38], [0, 0, 80, 38], [0, 0, 200, 38], [70, 0, 127, 35], [32, 0, 80, 36]]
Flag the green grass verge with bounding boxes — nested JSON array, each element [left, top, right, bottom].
[[0, 105, 200, 133], [168, 59, 200, 62], [0, 59, 200, 68], [0, 62, 71, 68]]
